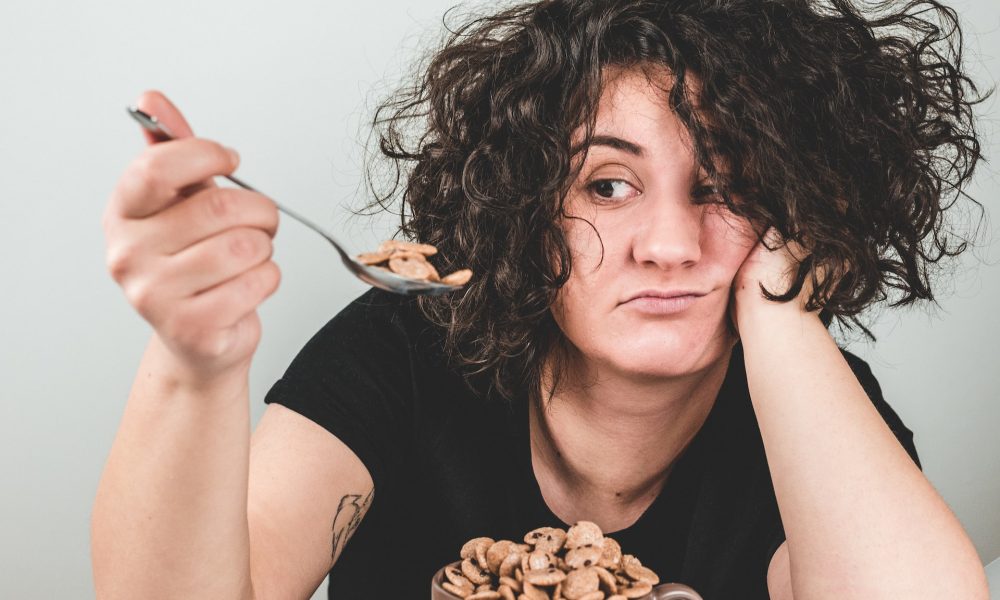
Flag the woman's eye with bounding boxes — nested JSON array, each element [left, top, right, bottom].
[[586, 179, 639, 203]]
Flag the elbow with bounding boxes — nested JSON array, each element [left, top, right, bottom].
[[963, 564, 990, 600], [918, 548, 990, 600]]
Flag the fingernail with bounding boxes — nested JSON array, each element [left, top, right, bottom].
[[225, 146, 240, 164]]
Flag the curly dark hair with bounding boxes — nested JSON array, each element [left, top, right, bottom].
[[356, 0, 992, 406]]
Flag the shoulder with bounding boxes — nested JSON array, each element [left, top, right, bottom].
[[326, 287, 418, 338], [305, 288, 434, 360], [269, 287, 451, 398]]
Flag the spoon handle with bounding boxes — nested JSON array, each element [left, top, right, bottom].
[[125, 107, 352, 261]]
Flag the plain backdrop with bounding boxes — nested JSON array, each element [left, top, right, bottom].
[[1, 0, 998, 597]]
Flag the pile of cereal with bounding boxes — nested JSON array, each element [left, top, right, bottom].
[[356, 239, 472, 286], [441, 521, 660, 600]]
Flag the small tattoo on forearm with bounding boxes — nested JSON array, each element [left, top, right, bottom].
[[331, 487, 374, 562]]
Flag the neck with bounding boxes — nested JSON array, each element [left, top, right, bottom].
[[529, 342, 733, 532]]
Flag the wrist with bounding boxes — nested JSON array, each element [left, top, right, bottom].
[[735, 299, 824, 341], [144, 334, 251, 400]]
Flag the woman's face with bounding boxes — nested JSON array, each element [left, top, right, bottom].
[[551, 66, 758, 379]]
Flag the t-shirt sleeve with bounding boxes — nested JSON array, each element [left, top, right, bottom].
[[763, 349, 922, 564], [263, 290, 416, 495]]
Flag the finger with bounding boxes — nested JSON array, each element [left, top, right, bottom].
[[134, 90, 219, 200], [111, 137, 240, 219], [132, 186, 279, 256], [135, 90, 196, 144], [159, 227, 274, 298], [173, 260, 281, 332]]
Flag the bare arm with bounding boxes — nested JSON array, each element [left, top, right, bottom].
[[91, 339, 376, 600], [248, 403, 374, 599], [91, 336, 256, 599], [92, 87, 276, 597], [740, 311, 987, 599], [93, 90, 373, 599]]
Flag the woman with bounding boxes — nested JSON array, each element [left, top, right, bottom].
[[92, 0, 991, 598]]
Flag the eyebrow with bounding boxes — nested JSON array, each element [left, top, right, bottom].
[[587, 135, 645, 157], [573, 135, 731, 178], [570, 135, 645, 158]]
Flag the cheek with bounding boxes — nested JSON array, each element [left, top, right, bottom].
[[720, 240, 756, 276], [562, 212, 604, 264], [549, 269, 609, 355], [549, 209, 601, 329], [550, 272, 588, 330], [560, 202, 649, 285], [704, 210, 758, 268]]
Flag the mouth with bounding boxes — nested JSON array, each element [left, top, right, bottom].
[[622, 288, 707, 302], [620, 289, 709, 315]]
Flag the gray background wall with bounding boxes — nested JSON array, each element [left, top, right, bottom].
[[1, 0, 997, 597]]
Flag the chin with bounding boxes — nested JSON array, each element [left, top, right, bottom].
[[613, 353, 709, 379], [607, 328, 733, 377]]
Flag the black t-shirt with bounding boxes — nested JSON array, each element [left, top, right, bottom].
[[264, 288, 921, 599]]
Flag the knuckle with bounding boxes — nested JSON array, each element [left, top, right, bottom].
[[158, 313, 184, 345], [210, 141, 234, 167], [125, 280, 155, 313], [243, 261, 281, 303], [165, 309, 220, 357], [131, 153, 163, 192], [259, 195, 279, 231], [265, 261, 282, 289], [228, 228, 270, 260], [193, 331, 231, 360], [207, 188, 235, 221], [227, 229, 258, 259], [106, 254, 128, 282], [242, 263, 270, 297], [105, 242, 136, 281], [240, 269, 261, 297], [261, 233, 275, 259]]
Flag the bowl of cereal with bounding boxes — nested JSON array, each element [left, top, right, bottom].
[[430, 521, 703, 600]]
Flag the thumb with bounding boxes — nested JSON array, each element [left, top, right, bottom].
[[134, 89, 195, 143], [133, 89, 217, 194]]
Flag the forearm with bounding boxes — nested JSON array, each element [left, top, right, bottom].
[[739, 311, 986, 599], [91, 334, 254, 599]]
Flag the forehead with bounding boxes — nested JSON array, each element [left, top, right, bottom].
[[572, 64, 705, 148], [601, 63, 691, 105], [571, 65, 729, 172]]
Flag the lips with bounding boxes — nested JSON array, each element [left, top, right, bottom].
[[622, 289, 707, 304], [619, 289, 709, 316]]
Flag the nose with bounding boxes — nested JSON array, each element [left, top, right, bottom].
[[630, 192, 703, 270]]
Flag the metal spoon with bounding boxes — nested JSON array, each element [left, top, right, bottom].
[[126, 107, 462, 297]]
